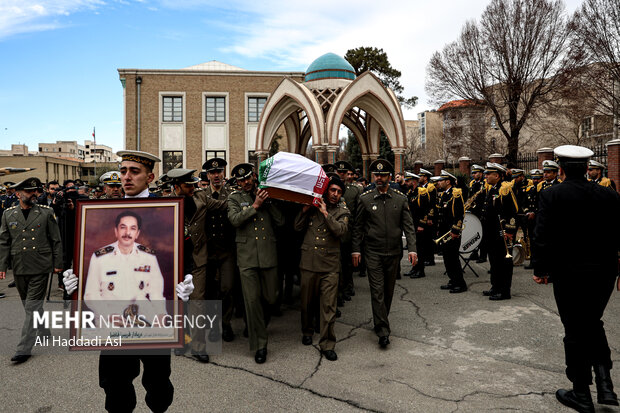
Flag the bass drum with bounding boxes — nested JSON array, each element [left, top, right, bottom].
[[459, 212, 483, 254], [512, 244, 525, 266]]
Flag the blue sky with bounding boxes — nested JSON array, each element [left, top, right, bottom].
[[0, 0, 583, 153]]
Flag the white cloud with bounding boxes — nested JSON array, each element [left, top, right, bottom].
[[0, 0, 104, 39]]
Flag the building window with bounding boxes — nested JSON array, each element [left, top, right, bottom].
[[163, 96, 183, 122], [162, 151, 183, 174], [206, 97, 225, 122], [248, 97, 267, 122], [58, 148, 62, 152], [205, 151, 226, 163], [39, 147, 42, 152]]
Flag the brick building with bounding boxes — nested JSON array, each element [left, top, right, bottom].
[[118, 61, 305, 176]]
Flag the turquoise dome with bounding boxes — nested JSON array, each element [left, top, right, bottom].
[[304, 53, 356, 82]]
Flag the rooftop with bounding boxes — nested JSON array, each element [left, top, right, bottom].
[[437, 99, 484, 112]]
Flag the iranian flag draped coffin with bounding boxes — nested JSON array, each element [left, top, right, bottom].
[[258, 152, 328, 205]]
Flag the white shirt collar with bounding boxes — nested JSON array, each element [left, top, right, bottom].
[[125, 188, 150, 198]]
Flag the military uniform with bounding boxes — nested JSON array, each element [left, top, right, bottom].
[[436, 172, 466, 292], [405, 174, 431, 278], [418, 169, 438, 266], [0, 178, 62, 357], [340, 179, 361, 297], [227, 164, 285, 356], [352, 160, 416, 342], [481, 164, 518, 300], [84, 241, 166, 321], [294, 191, 349, 352]]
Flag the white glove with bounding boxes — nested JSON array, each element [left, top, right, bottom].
[[175, 274, 194, 302], [63, 269, 78, 295]]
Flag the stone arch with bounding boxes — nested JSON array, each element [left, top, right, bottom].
[[326, 72, 406, 152], [256, 77, 324, 154]]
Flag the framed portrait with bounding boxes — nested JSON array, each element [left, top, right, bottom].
[[69, 198, 184, 351]]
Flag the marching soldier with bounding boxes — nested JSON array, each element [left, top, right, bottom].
[[468, 165, 488, 263], [202, 157, 237, 342], [587, 160, 616, 190], [481, 163, 518, 301], [532, 145, 620, 412], [436, 171, 467, 293], [538, 160, 562, 192], [335, 160, 360, 301], [417, 169, 437, 267], [168, 168, 227, 362], [228, 163, 284, 364], [352, 159, 417, 349], [404, 173, 431, 279], [294, 175, 350, 360], [100, 171, 123, 199], [0, 177, 63, 363], [522, 170, 540, 270]]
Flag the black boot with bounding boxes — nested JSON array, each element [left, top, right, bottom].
[[594, 364, 619, 406], [411, 270, 425, 279], [555, 386, 594, 413]]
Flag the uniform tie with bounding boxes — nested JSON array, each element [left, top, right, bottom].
[[212, 191, 219, 200]]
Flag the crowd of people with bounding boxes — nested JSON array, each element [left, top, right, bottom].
[[0, 146, 618, 413]]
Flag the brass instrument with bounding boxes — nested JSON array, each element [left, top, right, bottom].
[[434, 187, 484, 246], [463, 187, 485, 212], [498, 217, 512, 259], [434, 230, 454, 246]]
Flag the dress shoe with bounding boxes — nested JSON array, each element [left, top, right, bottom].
[[255, 348, 267, 364], [440, 283, 453, 290], [594, 364, 619, 405], [10, 354, 31, 364], [335, 309, 341, 318], [489, 293, 511, 301], [555, 388, 594, 413], [173, 347, 185, 356], [524, 263, 534, 270], [0, 292, 5, 299], [301, 335, 313, 346], [322, 350, 338, 361], [346, 287, 355, 297], [378, 336, 390, 348], [337, 297, 345, 307], [191, 353, 210, 363], [412, 271, 425, 279], [222, 325, 235, 342], [343, 293, 352, 301], [482, 289, 496, 296], [8, 281, 15, 288], [449, 286, 467, 294], [475, 258, 487, 263], [358, 270, 366, 278], [407, 268, 418, 278], [424, 261, 436, 266]]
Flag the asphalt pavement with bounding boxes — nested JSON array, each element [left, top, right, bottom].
[[0, 255, 619, 413]]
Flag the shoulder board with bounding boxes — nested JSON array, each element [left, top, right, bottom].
[[484, 183, 492, 190], [527, 179, 533, 186], [392, 189, 406, 197], [7, 205, 18, 210], [558, 179, 563, 183], [506, 180, 515, 188], [452, 188, 463, 197], [39, 204, 52, 209], [360, 190, 373, 197], [94, 246, 115, 257], [230, 190, 241, 196], [137, 244, 156, 255], [525, 185, 534, 192], [427, 183, 435, 191], [418, 187, 428, 196], [499, 182, 512, 196], [600, 177, 611, 187], [537, 181, 543, 192]]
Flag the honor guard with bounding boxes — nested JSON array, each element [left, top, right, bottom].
[[522, 170, 540, 270], [351, 159, 417, 349], [404, 173, 431, 278], [538, 160, 562, 192], [417, 168, 438, 267], [202, 157, 237, 343], [335, 160, 360, 302], [0, 177, 63, 363], [294, 175, 350, 361], [84, 210, 167, 322], [481, 163, 518, 300], [532, 145, 620, 412], [0, 181, 18, 214], [435, 171, 467, 293], [468, 165, 488, 263], [100, 171, 123, 199], [587, 160, 616, 190], [227, 163, 285, 364]]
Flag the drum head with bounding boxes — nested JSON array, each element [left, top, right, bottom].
[[512, 244, 525, 266], [459, 212, 483, 253]]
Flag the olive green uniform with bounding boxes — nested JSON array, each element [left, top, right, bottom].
[[340, 183, 361, 295], [294, 202, 350, 351], [0, 204, 62, 355], [228, 190, 284, 352], [352, 187, 416, 337]]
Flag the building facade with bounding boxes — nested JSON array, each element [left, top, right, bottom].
[[118, 61, 305, 176]]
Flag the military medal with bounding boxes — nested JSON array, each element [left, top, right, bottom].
[[108, 282, 114, 291], [139, 281, 144, 290], [372, 205, 377, 211]]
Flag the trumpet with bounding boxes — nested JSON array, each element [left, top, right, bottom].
[[498, 216, 512, 259], [434, 230, 454, 246]]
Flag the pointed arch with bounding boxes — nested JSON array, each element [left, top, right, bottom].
[[326, 72, 406, 153], [256, 78, 324, 153]]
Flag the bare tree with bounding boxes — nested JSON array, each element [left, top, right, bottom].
[[570, 0, 620, 139], [426, 0, 578, 164]]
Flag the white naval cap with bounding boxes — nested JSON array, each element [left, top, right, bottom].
[[530, 169, 543, 177], [430, 176, 441, 182], [588, 159, 605, 169], [511, 168, 524, 177], [554, 145, 594, 160], [437, 170, 456, 181], [542, 160, 560, 171], [485, 162, 507, 173], [404, 172, 420, 180], [418, 168, 432, 176], [471, 164, 484, 172]]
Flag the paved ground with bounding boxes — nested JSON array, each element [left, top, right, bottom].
[[0, 256, 619, 413]]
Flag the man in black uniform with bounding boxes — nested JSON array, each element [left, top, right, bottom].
[[436, 171, 467, 293], [468, 165, 488, 263], [417, 169, 437, 267], [587, 160, 616, 190], [404, 173, 431, 279], [532, 145, 620, 413], [481, 163, 518, 301], [539, 160, 562, 192]]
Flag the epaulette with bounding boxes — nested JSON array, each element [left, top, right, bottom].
[[137, 244, 156, 255], [7, 205, 18, 210], [392, 189, 407, 197], [527, 179, 533, 186], [537, 181, 543, 192], [484, 182, 492, 191], [499, 182, 512, 197], [452, 188, 463, 197], [39, 204, 52, 209], [418, 187, 428, 196], [506, 180, 515, 188], [94, 246, 115, 257], [600, 177, 612, 187], [360, 190, 373, 197], [525, 184, 534, 192], [469, 180, 474, 188], [427, 183, 436, 192]]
